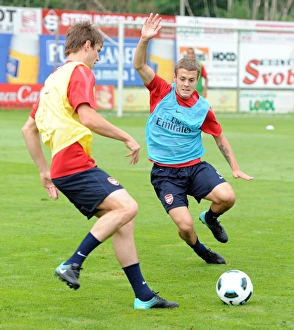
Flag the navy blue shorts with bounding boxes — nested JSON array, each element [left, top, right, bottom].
[[52, 167, 124, 219], [150, 161, 226, 213]]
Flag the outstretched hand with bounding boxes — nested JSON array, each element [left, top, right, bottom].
[[40, 171, 59, 200], [125, 139, 140, 165], [141, 13, 162, 40], [232, 169, 254, 181]]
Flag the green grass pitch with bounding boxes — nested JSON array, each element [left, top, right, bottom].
[[0, 109, 293, 329]]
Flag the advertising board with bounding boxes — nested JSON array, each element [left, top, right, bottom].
[[0, 84, 114, 110]]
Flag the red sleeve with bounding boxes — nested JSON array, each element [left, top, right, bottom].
[[145, 74, 172, 113], [68, 65, 96, 111], [30, 99, 40, 120], [201, 108, 222, 136], [201, 64, 208, 78]]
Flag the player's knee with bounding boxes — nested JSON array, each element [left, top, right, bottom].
[[121, 198, 138, 222], [226, 190, 236, 207], [128, 199, 139, 218], [219, 184, 236, 207], [178, 222, 194, 235]]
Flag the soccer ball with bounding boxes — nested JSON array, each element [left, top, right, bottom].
[[216, 270, 253, 305]]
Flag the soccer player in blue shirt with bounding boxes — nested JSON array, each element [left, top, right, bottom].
[[133, 13, 253, 265]]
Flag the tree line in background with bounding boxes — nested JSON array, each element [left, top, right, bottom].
[[0, 0, 293, 21]]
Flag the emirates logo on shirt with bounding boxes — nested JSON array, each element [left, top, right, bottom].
[[108, 177, 119, 186], [165, 194, 174, 205]]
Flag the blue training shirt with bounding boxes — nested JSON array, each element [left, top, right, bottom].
[[146, 83, 210, 165]]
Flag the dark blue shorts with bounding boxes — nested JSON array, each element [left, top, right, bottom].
[[150, 161, 226, 213], [52, 167, 124, 219]]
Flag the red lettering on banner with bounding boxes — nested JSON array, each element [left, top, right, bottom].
[[262, 72, 272, 84], [243, 60, 260, 85], [287, 69, 294, 85], [0, 84, 42, 109], [41, 9, 176, 39], [243, 60, 294, 86], [272, 73, 284, 85]]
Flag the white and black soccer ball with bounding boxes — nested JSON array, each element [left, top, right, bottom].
[[216, 270, 253, 305]]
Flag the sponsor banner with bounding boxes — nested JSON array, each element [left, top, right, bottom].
[[240, 90, 294, 113], [0, 6, 42, 34], [176, 16, 238, 88], [206, 90, 237, 113], [176, 16, 238, 42], [95, 37, 143, 86], [0, 83, 41, 109], [177, 44, 238, 88], [0, 83, 114, 110], [1, 32, 41, 84], [176, 16, 294, 90], [239, 33, 294, 88], [0, 34, 144, 86], [38, 35, 174, 86], [42, 9, 175, 38], [114, 87, 149, 111], [0, 32, 173, 86]]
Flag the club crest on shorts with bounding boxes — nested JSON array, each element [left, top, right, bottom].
[[108, 177, 119, 186], [165, 193, 173, 205]]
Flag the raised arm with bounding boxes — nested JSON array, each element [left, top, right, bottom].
[[133, 13, 162, 85], [214, 132, 254, 181]]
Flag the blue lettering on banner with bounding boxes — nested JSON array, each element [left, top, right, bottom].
[[38, 35, 143, 86], [94, 38, 143, 86], [46, 39, 67, 66]]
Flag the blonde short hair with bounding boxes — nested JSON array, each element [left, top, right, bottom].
[[174, 57, 201, 79]]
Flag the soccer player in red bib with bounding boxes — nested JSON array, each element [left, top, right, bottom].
[[22, 21, 178, 310]]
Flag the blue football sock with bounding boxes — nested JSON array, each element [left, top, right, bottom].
[[64, 232, 101, 266], [205, 208, 223, 225], [188, 239, 208, 258], [123, 263, 154, 301]]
